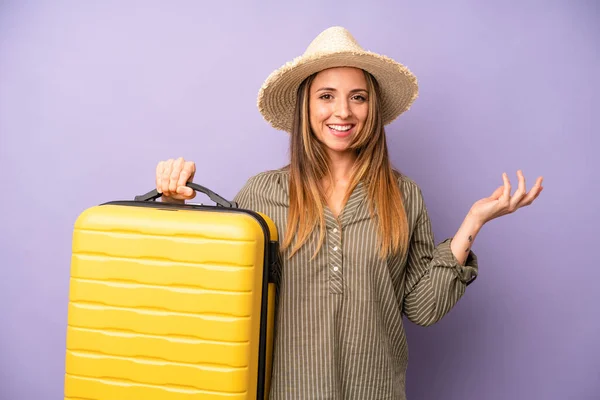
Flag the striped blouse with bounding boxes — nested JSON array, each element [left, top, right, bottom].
[[233, 167, 478, 400]]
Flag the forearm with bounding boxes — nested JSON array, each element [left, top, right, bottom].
[[403, 211, 480, 326], [450, 213, 484, 265], [404, 266, 467, 326]]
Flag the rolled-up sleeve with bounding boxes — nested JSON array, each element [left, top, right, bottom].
[[402, 186, 478, 327]]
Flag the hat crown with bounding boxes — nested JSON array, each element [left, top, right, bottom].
[[303, 26, 364, 56], [258, 26, 418, 133]]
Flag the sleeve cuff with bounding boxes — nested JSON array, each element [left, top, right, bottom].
[[433, 238, 479, 286]]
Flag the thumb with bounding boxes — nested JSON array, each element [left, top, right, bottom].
[[489, 185, 504, 199], [177, 186, 196, 198]]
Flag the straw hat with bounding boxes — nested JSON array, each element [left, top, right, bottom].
[[257, 26, 419, 133]]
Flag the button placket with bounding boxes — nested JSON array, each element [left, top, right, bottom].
[[328, 224, 344, 294], [324, 182, 365, 295]]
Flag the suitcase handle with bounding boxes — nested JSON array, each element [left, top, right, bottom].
[[134, 182, 237, 208]]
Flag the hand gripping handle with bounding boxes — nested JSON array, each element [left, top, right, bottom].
[[134, 182, 237, 208]]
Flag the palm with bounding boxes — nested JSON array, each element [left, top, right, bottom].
[[471, 195, 501, 217], [469, 171, 544, 225]]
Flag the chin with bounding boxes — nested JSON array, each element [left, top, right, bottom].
[[315, 129, 355, 154], [324, 142, 352, 154]]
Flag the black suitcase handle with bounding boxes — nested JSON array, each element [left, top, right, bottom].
[[134, 182, 237, 208]]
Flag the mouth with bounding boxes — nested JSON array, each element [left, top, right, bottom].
[[327, 124, 355, 138]]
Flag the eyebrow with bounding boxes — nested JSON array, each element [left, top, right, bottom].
[[315, 87, 368, 93]]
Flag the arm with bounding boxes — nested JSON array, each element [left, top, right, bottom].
[[449, 214, 483, 266], [403, 170, 544, 327], [402, 189, 479, 327]]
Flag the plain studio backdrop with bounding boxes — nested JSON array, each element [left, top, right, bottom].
[[1, 1, 598, 399]]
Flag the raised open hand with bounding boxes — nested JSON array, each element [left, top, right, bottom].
[[469, 170, 544, 226]]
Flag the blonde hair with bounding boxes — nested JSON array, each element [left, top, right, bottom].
[[282, 70, 409, 260]]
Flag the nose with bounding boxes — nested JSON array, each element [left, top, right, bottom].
[[334, 98, 352, 119]]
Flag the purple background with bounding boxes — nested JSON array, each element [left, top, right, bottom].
[[1, 1, 598, 399]]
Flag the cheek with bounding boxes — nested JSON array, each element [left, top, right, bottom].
[[310, 103, 331, 124], [356, 105, 369, 125]]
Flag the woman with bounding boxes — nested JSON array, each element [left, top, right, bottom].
[[154, 27, 543, 399]]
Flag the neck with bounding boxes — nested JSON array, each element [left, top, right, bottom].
[[324, 150, 357, 189]]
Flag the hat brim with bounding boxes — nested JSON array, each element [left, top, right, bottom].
[[257, 50, 419, 133]]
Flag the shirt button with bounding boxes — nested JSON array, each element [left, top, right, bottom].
[[333, 267, 339, 272], [333, 246, 338, 252], [332, 228, 338, 233]]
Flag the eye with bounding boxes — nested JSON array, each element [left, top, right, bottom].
[[319, 94, 333, 100], [352, 94, 367, 102]]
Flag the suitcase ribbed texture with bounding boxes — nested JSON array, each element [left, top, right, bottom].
[[64, 203, 277, 400]]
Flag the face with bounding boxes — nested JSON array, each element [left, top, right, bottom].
[[308, 67, 369, 156]]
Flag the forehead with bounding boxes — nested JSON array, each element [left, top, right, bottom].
[[311, 67, 367, 89]]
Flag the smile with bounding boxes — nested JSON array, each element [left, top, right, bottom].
[[327, 124, 354, 132]]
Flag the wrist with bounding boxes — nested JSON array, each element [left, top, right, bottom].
[[465, 211, 485, 232]]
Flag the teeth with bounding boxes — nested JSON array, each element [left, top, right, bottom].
[[329, 125, 352, 132]]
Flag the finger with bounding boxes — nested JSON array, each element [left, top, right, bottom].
[[501, 172, 511, 205], [489, 185, 504, 200], [176, 185, 196, 199], [519, 176, 544, 207], [515, 170, 526, 197], [155, 161, 165, 193], [189, 161, 196, 182], [170, 157, 184, 192], [161, 159, 174, 196], [509, 170, 527, 211], [177, 161, 195, 188]]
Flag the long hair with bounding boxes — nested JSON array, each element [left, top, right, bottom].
[[282, 70, 409, 260]]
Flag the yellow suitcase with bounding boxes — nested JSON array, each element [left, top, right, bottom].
[[64, 183, 279, 400]]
